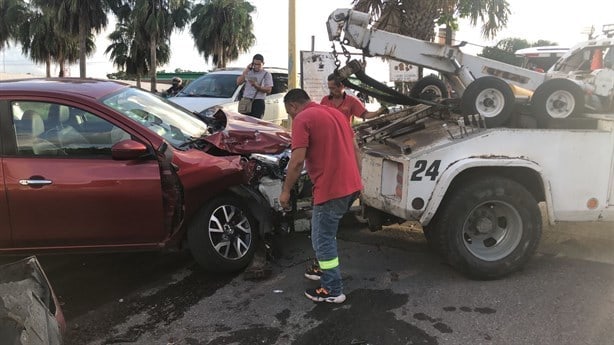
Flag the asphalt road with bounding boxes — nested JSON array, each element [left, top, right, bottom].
[[27, 221, 614, 345]]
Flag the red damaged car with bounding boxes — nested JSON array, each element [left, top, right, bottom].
[[0, 79, 296, 272]]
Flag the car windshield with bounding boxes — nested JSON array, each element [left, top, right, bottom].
[[178, 74, 238, 98], [102, 87, 208, 147]]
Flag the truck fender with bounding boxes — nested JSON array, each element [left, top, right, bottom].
[[419, 158, 554, 226]]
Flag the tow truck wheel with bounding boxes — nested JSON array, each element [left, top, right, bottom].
[[188, 196, 257, 272], [423, 221, 446, 260], [410, 75, 449, 102], [461, 76, 515, 127], [531, 78, 585, 127], [433, 176, 541, 279]]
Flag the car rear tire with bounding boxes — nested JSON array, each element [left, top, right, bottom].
[[431, 176, 542, 279], [410, 75, 449, 102], [188, 196, 257, 272], [531, 78, 585, 127], [461, 76, 515, 128]]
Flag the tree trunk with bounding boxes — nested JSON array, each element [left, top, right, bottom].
[[136, 73, 141, 89], [445, 25, 453, 45], [79, 17, 87, 78], [150, 37, 157, 92], [45, 56, 51, 78], [59, 60, 66, 77]]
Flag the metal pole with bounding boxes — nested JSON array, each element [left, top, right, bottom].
[[311, 35, 315, 52], [287, 0, 297, 128], [288, 0, 297, 90]]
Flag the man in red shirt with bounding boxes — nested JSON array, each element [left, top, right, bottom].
[[280, 89, 362, 303], [320, 74, 387, 122]]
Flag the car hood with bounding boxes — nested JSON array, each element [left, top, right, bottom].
[[203, 109, 291, 155], [169, 96, 232, 113]]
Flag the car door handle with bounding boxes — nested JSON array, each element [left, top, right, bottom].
[[19, 179, 53, 186]]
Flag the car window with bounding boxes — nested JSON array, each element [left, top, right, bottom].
[[11, 101, 132, 157], [103, 87, 208, 147], [271, 73, 289, 94], [553, 47, 608, 73], [603, 47, 613, 68], [179, 74, 238, 98]]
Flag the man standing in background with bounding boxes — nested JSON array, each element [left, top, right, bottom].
[[166, 77, 184, 97], [237, 54, 273, 118], [321, 73, 388, 122]]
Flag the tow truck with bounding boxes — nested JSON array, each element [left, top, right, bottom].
[[327, 9, 614, 127], [327, 9, 614, 279]]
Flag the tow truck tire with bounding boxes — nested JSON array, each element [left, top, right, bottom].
[[461, 76, 515, 128], [433, 176, 541, 280], [188, 196, 257, 272], [423, 221, 446, 260], [410, 75, 449, 102], [531, 78, 585, 126]]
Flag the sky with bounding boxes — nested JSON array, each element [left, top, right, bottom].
[[1, 0, 613, 80]]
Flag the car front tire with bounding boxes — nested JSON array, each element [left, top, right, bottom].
[[188, 196, 257, 272], [461, 76, 516, 128]]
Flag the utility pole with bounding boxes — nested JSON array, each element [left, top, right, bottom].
[[287, 0, 297, 128], [288, 0, 297, 89]]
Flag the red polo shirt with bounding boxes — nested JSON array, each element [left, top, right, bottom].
[[320, 93, 366, 122], [291, 102, 362, 205]]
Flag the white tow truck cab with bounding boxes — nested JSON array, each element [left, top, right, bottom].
[[328, 9, 614, 279]]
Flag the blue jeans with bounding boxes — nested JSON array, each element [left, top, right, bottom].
[[311, 192, 359, 296]]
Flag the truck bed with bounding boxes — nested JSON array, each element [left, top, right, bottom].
[[357, 108, 614, 224], [356, 105, 476, 158]]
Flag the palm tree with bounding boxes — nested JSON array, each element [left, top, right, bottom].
[[352, 0, 510, 41], [190, 0, 256, 69], [19, 1, 95, 78], [18, 8, 57, 77], [58, 30, 96, 77], [0, 0, 28, 50], [105, 18, 170, 89], [131, 0, 191, 92], [55, 0, 110, 78]]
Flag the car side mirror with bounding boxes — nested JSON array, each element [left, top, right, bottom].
[[111, 139, 149, 160]]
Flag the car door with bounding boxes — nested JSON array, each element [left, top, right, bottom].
[[0, 161, 10, 248], [3, 100, 167, 249], [0, 101, 14, 247]]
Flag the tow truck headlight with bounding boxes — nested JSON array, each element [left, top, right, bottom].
[[381, 159, 403, 199]]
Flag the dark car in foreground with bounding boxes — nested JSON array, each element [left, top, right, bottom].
[[0, 256, 64, 345], [0, 78, 293, 272]]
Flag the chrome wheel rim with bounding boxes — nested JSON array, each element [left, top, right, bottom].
[[475, 88, 506, 118], [462, 200, 523, 261], [208, 204, 252, 260], [545, 90, 575, 118]]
